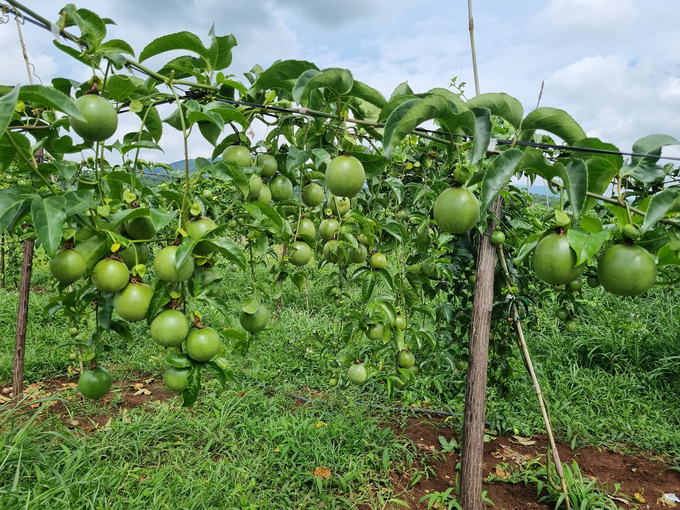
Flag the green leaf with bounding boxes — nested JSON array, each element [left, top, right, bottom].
[[389, 81, 414, 101], [470, 107, 492, 166], [64, 189, 96, 215], [566, 227, 611, 266], [641, 188, 680, 233], [204, 361, 228, 389], [139, 31, 209, 63], [362, 272, 377, 302], [203, 102, 248, 127], [137, 105, 163, 143], [241, 295, 261, 314], [98, 293, 114, 330], [175, 238, 196, 273], [110, 320, 133, 344], [571, 138, 622, 212], [69, 7, 107, 46], [621, 134, 679, 181], [578, 215, 602, 234], [466, 92, 523, 130], [181, 368, 202, 407], [146, 282, 171, 325], [206, 33, 237, 71], [352, 152, 388, 179], [0, 85, 19, 138], [382, 95, 459, 159], [286, 146, 312, 173], [480, 149, 523, 212], [104, 75, 138, 102], [210, 237, 247, 272], [563, 159, 588, 219], [0, 186, 29, 233], [149, 209, 176, 233], [298, 68, 354, 107], [166, 352, 193, 368], [519, 107, 586, 145], [348, 80, 386, 109], [249, 60, 319, 95], [32, 196, 67, 257], [99, 39, 135, 57], [19, 85, 86, 122]]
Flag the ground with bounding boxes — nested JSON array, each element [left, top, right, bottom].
[[3, 377, 679, 510]]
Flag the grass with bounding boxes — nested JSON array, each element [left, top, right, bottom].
[[2, 251, 680, 507]]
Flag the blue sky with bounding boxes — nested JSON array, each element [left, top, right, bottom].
[[2, 0, 679, 166]]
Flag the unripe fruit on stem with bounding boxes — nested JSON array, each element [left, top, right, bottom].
[[532, 232, 585, 285], [155, 246, 194, 283], [185, 218, 217, 256], [491, 231, 505, 245], [254, 183, 271, 205], [258, 154, 278, 177], [239, 303, 270, 333], [368, 252, 387, 269], [597, 244, 656, 296], [247, 176, 263, 200], [163, 366, 191, 392], [150, 310, 190, 348], [270, 175, 294, 202], [185, 327, 222, 362], [433, 188, 480, 235], [326, 155, 365, 198], [50, 249, 86, 284], [91, 259, 129, 293], [114, 282, 153, 322], [124, 216, 155, 240], [398, 350, 415, 368], [323, 240, 342, 263], [319, 218, 339, 241], [302, 182, 324, 207], [366, 323, 383, 340], [395, 315, 407, 331], [348, 363, 367, 384], [348, 244, 368, 263], [70, 94, 118, 142], [294, 218, 316, 238], [78, 367, 112, 399], [222, 145, 251, 167], [290, 241, 312, 266]]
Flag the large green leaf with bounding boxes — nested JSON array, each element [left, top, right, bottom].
[[210, 237, 247, 271], [389, 82, 414, 101], [249, 60, 318, 95], [0, 186, 29, 233], [105, 75, 138, 102], [566, 227, 611, 266], [206, 30, 237, 71], [563, 158, 588, 219], [19, 85, 85, 122], [641, 188, 680, 232], [571, 138, 622, 212], [0, 85, 19, 139], [32, 196, 67, 257], [353, 152, 389, 179], [298, 68, 353, 107], [377, 95, 419, 124], [519, 107, 586, 145], [480, 149, 523, 211], [382, 95, 458, 160], [466, 92, 523, 130], [348, 80, 387, 109], [203, 102, 248, 127], [139, 31, 208, 63], [470, 107, 491, 166], [621, 134, 679, 181], [136, 105, 163, 142], [0, 132, 32, 173]]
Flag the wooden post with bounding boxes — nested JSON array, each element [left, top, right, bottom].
[[12, 240, 34, 400], [460, 196, 501, 510]]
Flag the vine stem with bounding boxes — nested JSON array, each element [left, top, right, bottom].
[[3, 132, 59, 195], [497, 244, 570, 508]]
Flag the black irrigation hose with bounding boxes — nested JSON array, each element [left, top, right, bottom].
[[6, 0, 680, 164]]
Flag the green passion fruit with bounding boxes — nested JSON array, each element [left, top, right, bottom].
[[78, 366, 113, 399], [325, 155, 365, 198], [239, 303, 270, 333], [114, 282, 153, 322], [319, 218, 340, 241], [124, 216, 155, 240], [348, 363, 367, 384], [91, 259, 129, 293], [366, 323, 384, 340], [155, 246, 195, 283], [532, 232, 585, 285], [70, 94, 118, 142], [290, 241, 312, 266], [50, 249, 86, 284], [433, 187, 480, 235], [185, 327, 222, 362], [163, 366, 191, 392], [348, 244, 368, 263], [302, 182, 324, 207], [597, 244, 656, 296], [118, 243, 150, 269], [150, 309, 190, 348], [258, 154, 278, 177], [368, 252, 387, 269], [222, 145, 252, 167], [270, 175, 294, 202], [185, 217, 217, 256]]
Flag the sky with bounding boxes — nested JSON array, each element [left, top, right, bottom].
[[2, 0, 680, 166]]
